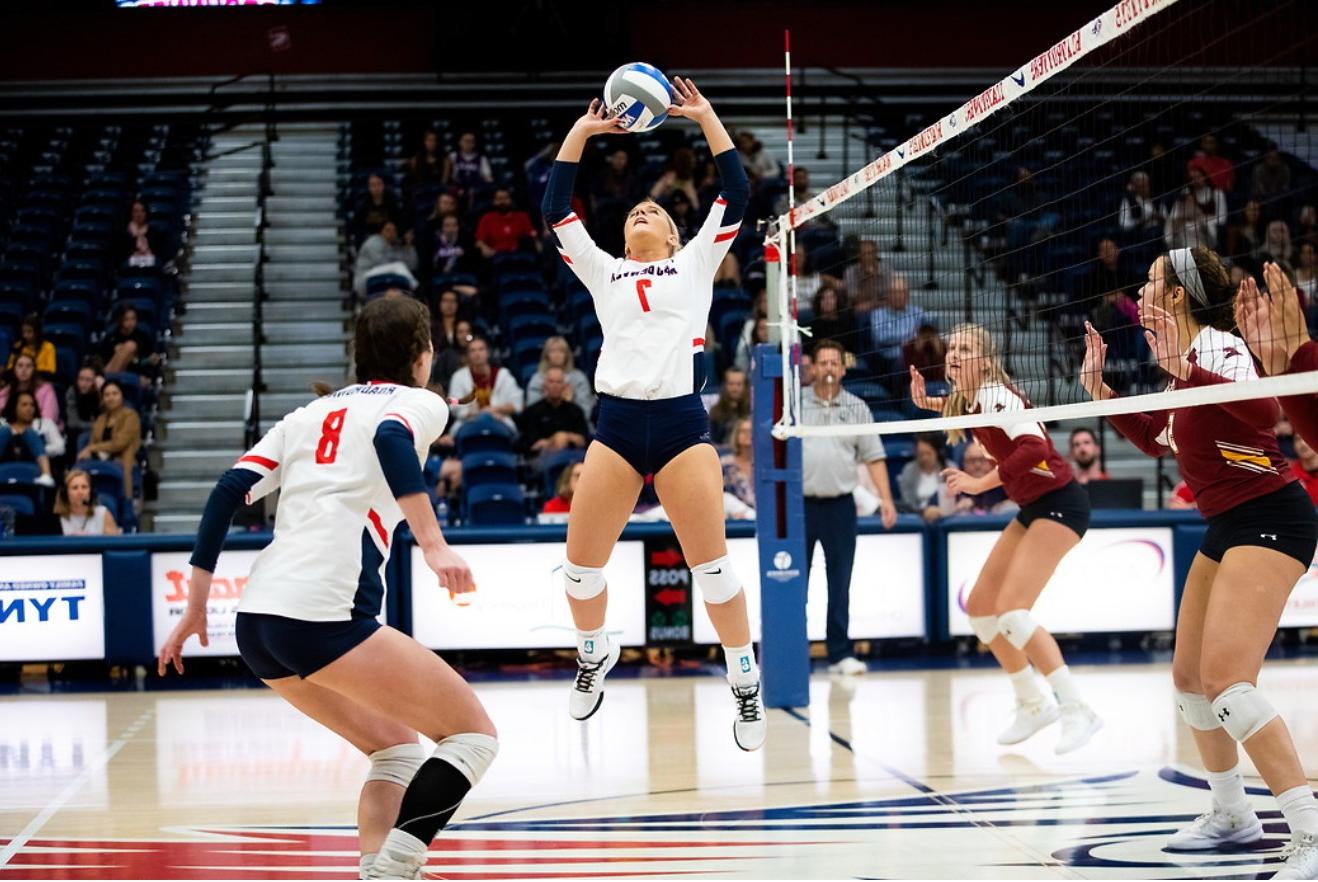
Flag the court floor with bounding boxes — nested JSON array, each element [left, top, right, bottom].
[[3, 659, 1318, 879]]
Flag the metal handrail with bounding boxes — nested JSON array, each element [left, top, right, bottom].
[[244, 123, 274, 449]]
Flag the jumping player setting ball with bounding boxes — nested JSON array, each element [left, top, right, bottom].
[[542, 78, 766, 750], [911, 326, 1102, 754], [1084, 247, 1318, 878], [159, 298, 497, 881]]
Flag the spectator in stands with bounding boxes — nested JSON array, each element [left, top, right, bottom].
[[721, 417, 755, 510], [404, 129, 444, 191], [1187, 132, 1235, 192], [430, 293, 469, 391], [1295, 241, 1317, 305], [78, 379, 141, 498], [427, 214, 473, 279], [526, 336, 593, 415], [1089, 265, 1142, 394], [793, 243, 844, 304], [1260, 219, 1295, 269], [0, 390, 58, 486], [1144, 141, 1181, 210], [998, 166, 1058, 250], [708, 367, 749, 445], [1118, 171, 1164, 238], [441, 131, 494, 202], [0, 354, 59, 424], [1082, 237, 1140, 307], [447, 335, 522, 433], [869, 274, 925, 368], [474, 188, 535, 259], [351, 174, 400, 247], [353, 220, 419, 296], [843, 239, 894, 314], [734, 316, 769, 373], [516, 366, 588, 459], [542, 461, 582, 514], [902, 323, 946, 389], [1289, 434, 1318, 505], [650, 146, 701, 212], [1164, 182, 1216, 251], [799, 350, 815, 386], [897, 434, 954, 523], [955, 442, 1017, 514], [1068, 428, 1109, 485], [7, 313, 56, 376], [1251, 143, 1291, 207], [1189, 165, 1228, 233], [1226, 199, 1266, 267], [523, 140, 559, 224], [55, 469, 119, 536], [1297, 204, 1318, 250], [99, 305, 159, 382], [118, 200, 165, 268], [592, 147, 641, 209], [808, 285, 855, 350], [735, 130, 780, 183], [773, 167, 835, 230], [65, 361, 104, 451]]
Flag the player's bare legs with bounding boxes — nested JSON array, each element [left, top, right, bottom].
[[561, 441, 645, 720], [655, 443, 765, 750]]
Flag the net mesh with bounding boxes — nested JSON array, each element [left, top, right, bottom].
[[776, 0, 1318, 439]]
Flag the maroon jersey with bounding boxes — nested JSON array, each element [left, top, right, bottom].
[[1107, 326, 1291, 518], [969, 383, 1074, 505], [1281, 339, 1318, 453]]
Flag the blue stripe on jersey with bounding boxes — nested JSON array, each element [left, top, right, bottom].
[[352, 528, 386, 620], [542, 160, 577, 226], [374, 420, 427, 498], [712, 148, 749, 227], [190, 468, 262, 573]]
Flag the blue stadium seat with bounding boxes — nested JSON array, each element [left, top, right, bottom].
[[454, 415, 515, 457], [0, 280, 37, 309], [540, 447, 586, 497], [0, 494, 36, 518], [43, 321, 87, 352], [498, 289, 551, 320], [492, 252, 537, 273], [464, 482, 525, 526], [77, 460, 126, 507], [495, 270, 544, 292], [506, 313, 556, 341], [461, 451, 518, 488], [512, 336, 550, 371], [0, 462, 41, 485], [45, 298, 94, 330], [54, 346, 80, 383]]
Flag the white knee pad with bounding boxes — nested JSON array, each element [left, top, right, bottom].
[[1175, 690, 1220, 731], [1212, 682, 1278, 744], [967, 615, 999, 645], [367, 742, 426, 787], [432, 732, 499, 788], [997, 608, 1039, 651], [562, 560, 606, 601], [692, 555, 743, 605]]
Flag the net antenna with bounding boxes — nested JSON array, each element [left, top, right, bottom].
[[771, 0, 1318, 440]]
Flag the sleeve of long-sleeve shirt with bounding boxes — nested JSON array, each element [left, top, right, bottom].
[[1182, 364, 1279, 428], [232, 418, 289, 505], [1280, 340, 1318, 450], [1107, 395, 1173, 457], [687, 149, 749, 277], [542, 160, 613, 292]]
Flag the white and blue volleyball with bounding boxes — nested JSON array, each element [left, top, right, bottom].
[[603, 63, 675, 133]]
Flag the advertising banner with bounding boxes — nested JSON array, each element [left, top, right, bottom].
[[0, 554, 105, 661]]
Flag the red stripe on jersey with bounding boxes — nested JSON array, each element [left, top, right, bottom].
[[713, 228, 740, 243], [559, 253, 573, 265], [367, 380, 393, 386], [238, 455, 278, 471], [692, 337, 705, 347], [383, 412, 413, 434], [367, 509, 389, 549], [552, 214, 580, 228], [715, 197, 727, 206]]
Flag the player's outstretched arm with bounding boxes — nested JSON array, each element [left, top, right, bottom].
[[667, 76, 733, 155]]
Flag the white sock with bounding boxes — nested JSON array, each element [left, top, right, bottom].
[[724, 642, 758, 686], [1045, 665, 1083, 706], [1008, 667, 1045, 704], [377, 828, 427, 863], [1205, 764, 1251, 814], [1278, 785, 1318, 837], [358, 854, 374, 879], [576, 627, 607, 662]]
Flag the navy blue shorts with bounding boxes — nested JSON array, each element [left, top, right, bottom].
[[1201, 482, 1318, 566], [593, 393, 713, 477], [1014, 480, 1091, 540], [235, 611, 381, 680]]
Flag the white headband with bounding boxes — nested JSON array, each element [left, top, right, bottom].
[[1167, 248, 1208, 307]]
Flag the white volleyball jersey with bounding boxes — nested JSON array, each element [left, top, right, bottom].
[[553, 198, 740, 400], [234, 382, 449, 622]]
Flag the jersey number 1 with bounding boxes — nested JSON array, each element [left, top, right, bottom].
[[635, 278, 652, 313], [316, 408, 347, 464]]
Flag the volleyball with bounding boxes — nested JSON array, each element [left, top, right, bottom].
[[603, 62, 675, 133]]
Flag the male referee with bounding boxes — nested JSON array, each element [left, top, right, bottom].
[[801, 340, 898, 675]]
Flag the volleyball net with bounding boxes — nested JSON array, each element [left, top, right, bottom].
[[769, 0, 1318, 439]]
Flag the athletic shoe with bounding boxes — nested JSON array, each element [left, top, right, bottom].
[[1165, 806, 1263, 851], [826, 656, 867, 676], [1274, 830, 1318, 879], [364, 831, 427, 880], [568, 635, 617, 721], [730, 678, 766, 751], [997, 699, 1060, 746], [33, 474, 54, 488], [1054, 702, 1103, 754]]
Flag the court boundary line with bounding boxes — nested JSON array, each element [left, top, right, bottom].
[[0, 707, 154, 867]]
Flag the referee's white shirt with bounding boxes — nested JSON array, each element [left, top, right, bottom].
[[801, 385, 887, 498]]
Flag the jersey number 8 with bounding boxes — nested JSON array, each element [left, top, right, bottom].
[[316, 408, 348, 464]]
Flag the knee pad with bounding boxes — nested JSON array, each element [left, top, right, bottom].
[[1212, 682, 1278, 744], [692, 555, 742, 605], [431, 733, 499, 788], [1175, 690, 1220, 731], [562, 560, 606, 601], [967, 615, 999, 645], [367, 742, 425, 787], [997, 608, 1039, 651]]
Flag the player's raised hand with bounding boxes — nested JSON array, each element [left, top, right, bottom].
[[1263, 260, 1308, 366], [425, 543, 475, 599], [1080, 321, 1111, 400], [667, 77, 713, 122], [1235, 274, 1287, 376], [571, 98, 628, 138], [909, 365, 945, 412], [1139, 303, 1189, 380]]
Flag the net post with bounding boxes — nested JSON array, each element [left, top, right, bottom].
[[751, 338, 810, 709]]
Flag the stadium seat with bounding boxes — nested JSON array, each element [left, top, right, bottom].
[[454, 414, 515, 457], [507, 313, 556, 342], [540, 447, 585, 497], [77, 460, 127, 508], [464, 482, 525, 526], [43, 321, 88, 353], [461, 451, 519, 487], [0, 493, 36, 518]]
